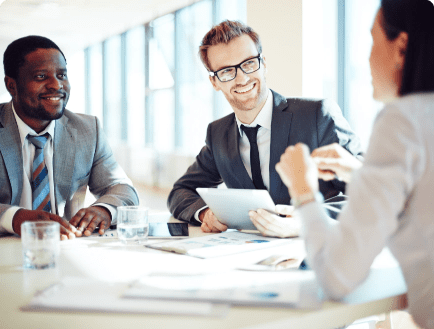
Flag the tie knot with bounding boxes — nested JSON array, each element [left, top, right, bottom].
[[27, 134, 49, 149], [241, 125, 261, 143]]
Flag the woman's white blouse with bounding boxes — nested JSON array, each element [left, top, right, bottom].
[[297, 93, 434, 329]]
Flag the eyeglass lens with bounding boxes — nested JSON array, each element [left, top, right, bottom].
[[217, 57, 260, 82]]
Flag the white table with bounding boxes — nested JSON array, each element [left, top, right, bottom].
[[0, 214, 407, 329]]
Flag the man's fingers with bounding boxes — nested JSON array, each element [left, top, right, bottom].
[[84, 217, 100, 236], [69, 209, 85, 227], [99, 221, 107, 235], [48, 214, 76, 239], [211, 219, 227, 232], [201, 211, 227, 233], [76, 212, 95, 233], [249, 211, 277, 237], [201, 222, 212, 233], [202, 220, 214, 233], [256, 210, 282, 232]]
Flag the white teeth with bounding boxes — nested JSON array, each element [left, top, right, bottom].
[[235, 84, 255, 94], [45, 97, 61, 100]]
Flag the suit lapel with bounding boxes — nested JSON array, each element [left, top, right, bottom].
[[226, 117, 256, 189], [0, 102, 24, 205], [53, 114, 76, 217], [269, 91, 293, 201]]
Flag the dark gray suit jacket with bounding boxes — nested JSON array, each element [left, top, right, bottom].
[[0, 101, 139, 222], [168, 90, 363, 224]]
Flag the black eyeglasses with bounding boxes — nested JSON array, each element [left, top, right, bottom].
[[208, 54, 262, 82]]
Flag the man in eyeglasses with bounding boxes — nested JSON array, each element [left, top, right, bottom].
[[168, 20, 363, 237]]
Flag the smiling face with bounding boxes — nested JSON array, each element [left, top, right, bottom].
[[207, 35, 268, 124], [5, 48, 70, 133]]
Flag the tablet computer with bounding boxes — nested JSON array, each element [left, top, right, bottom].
[[196, 188, 276, 230]]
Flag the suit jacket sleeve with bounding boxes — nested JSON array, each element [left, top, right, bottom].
[[167, 123, 223, 224], [316, 98, 363, 157], [86, 116, 139, 209], [315, 98, 364, 197]]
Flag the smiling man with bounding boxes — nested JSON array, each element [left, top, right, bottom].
[[168, 20, 363, 237], [0, 35, 138, 239]]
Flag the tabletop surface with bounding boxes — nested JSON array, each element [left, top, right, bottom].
[[0, 213, 408, 329]]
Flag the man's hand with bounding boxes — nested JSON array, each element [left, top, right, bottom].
[[249, 209, 300, 238], [199, 208, 228, 233], [276, 143, 319, 198], [12, 209, 77, 240], [69, 206, 112, 237], [310, 143, 362, 183]]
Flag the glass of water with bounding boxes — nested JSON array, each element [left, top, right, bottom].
[[117, 206, 149, 245], [21, 221, 60, 270]]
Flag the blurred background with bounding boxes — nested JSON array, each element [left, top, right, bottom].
[[0, 0, 382, 211]]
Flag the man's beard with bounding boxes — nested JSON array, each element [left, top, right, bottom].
[[228, 80, 267, 112], [19, 101, 66, 121]]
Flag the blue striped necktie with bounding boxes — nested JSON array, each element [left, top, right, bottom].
[[27, 134, 51, 212]]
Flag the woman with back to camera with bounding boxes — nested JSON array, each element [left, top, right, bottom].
[[249, 0, 434, 327]]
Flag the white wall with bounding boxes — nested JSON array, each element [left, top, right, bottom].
[[247, 0, 303, 97]]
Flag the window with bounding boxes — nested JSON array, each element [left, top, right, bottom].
[[66, 50, 85, 114], [342, 0, 382, 149], [85, 44, 103, 120], [176, 0, 213, 154], [147, 14, 175, 153], [125, 26, 146, 147], [81, 0, 247, 187], [103, 35, 123, 143]]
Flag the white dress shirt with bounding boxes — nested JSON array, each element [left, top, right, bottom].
[[297, 93, 434, 329], [0, 104, 114, 233], [194, 89, 273, 222], [236, 88, 273, 190]]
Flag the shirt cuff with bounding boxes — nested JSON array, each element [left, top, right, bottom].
[[295, 201, 337, 238], [0, 206, 22, 234], [194, 206, 209, 224], [93, 203, 117, 225]]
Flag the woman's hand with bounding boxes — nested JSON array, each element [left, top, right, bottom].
[[275, 143, 319, 198], [311, 143, 362, 183]]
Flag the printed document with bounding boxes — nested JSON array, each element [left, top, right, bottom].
[[146, 231, 294, 258]]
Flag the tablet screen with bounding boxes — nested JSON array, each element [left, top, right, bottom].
[[196, 188, 276, 230]]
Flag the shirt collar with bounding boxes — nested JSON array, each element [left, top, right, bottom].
[[11, 102, 56, 147], [236, 89, 273, 136]]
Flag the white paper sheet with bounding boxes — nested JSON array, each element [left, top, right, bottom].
[[147, 231, 295, 258], [22, 277, 228, 317], [123, 270, 315, 308]]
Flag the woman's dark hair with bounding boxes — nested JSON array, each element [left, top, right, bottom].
[[3, 35, 66, 80], [380, 0, 434, 95]]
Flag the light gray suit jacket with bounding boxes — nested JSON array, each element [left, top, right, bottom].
[[0, 101, 139, 222]]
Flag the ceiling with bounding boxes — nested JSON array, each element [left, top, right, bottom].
[[0, 0, 202, 54], [0, 0, 201, 95]]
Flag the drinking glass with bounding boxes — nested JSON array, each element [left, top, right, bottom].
[[21, 221, 60, 269], [117, 206, 149, 245]]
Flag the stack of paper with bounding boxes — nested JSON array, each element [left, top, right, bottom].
[[22, 277, 229, 316], [147, 231, 295, 258]]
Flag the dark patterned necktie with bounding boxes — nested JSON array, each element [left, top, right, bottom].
[[241, 125, 266, 190], [27, 134, 51, 212]]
